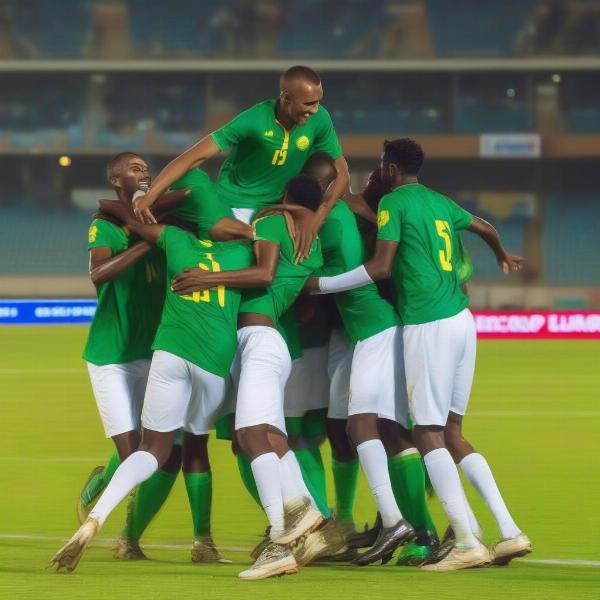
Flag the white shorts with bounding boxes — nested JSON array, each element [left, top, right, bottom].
[[141, 350, 227, 435], [403, 308, 476, 427], [284, 345, 330, 417], [233, 326, 292, 434], [348, 326, 409, 427], [327, 328, 353, 420], [87, 359, 150, 438], [232, 207, 255, 225]]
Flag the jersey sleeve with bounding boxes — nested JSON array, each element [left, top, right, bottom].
[[87, 219, 122, 252], [447, 198, 473, 231], [376, 194, 402, 242], [253, 214, 285, 245], [318, 218, 343, 254], [311, 106, 343, 160], [211, 106, 256, 151]]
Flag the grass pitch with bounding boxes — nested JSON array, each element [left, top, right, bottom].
[[1, 326, 599, 599]]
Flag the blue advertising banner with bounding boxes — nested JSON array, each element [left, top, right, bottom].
[[0, 299, 96, 324]]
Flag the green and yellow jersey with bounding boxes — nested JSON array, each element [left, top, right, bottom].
[[240, 214, 323, 326], [376, 183, 474, 325], [211, 99, 342, 212], [319, 200, 399, 343], [168, 168, 233, 239], [83, 219, 165, 366], [153, 227, 253, 377]]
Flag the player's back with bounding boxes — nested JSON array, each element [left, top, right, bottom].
[[320, 200, 399, 342], [240, 214, 323, 325], [153, 226, 253, 377], [377, 183, 472, 325]]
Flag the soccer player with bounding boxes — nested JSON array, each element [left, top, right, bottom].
[[312, 138, 531, 571], [51, 198, 254, 572], [131, 65, 374, 251], [171, 174, 342, 579], [79, 152, 184, 560]]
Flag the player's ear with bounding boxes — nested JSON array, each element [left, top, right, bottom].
[[109, 175, 120, 188], [280, 90, 291, 105]]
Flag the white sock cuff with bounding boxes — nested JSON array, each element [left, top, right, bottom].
[[357, 439, 381, 453], [137, 450, 159, 472], [424, 447, 452, 466], [458, 452, 483, 470], [251, 452, 279, 468], [397, 447, 420, 458]]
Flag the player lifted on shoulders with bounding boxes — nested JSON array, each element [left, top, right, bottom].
[[132, 65, 374, 254], [312, 139, 531, 571]]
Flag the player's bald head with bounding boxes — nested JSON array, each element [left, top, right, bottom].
[[280, 65, 321, 93], [106, 152, 142, 182]]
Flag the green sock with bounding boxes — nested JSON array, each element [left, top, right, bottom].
[[331, 456, 359, 523], [236, 452, 262, 507], [122, 468, 178, 541], [82, 451, 121, 505], [184, 471, 212, 539], [294, 447, 331, 519], [388, 451, 437, 537]]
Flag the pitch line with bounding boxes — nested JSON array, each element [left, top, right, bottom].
[[0, 533, 598, 568]]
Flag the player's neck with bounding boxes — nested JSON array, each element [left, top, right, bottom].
[[274, 100, 294, 131], [115, 189, 133, 203], [393, 176, 419, 189]]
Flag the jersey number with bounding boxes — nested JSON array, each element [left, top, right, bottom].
[[271, 149, 288, 166], [435, 220, 453, 272], [181, 253, 225, 307]]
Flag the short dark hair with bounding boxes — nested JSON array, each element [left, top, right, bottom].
[[302, 152, 337, 192], [105, 152, 140, 182], [382, 138, 425, 175], [285, 174, 323, 212], [281, 65, 321, 86]]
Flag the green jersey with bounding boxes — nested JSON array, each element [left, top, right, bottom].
[[240, 214, 323, 325], [211, 99, 342, 212], [83, 219, 165, 366], [376, 183, 473, 325], [319, 200, 399, 343], [153, 227, 253, 377], [168, 168, 233, 239]]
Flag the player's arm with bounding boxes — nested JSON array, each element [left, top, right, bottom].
[[133, 136, 221, 223], [305, 239, 398, 294], [467, 215, 524, 275], [98, 199, 166, 245], [209, 217, 254, 242], [89, 243, 152, 287], [171, 240, 280, 295]]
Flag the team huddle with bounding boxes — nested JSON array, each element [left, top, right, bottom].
[[51, 66, 532, 580]]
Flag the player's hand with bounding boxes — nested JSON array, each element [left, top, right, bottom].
[[171, 269, 210, 295], [498, 251, 524, 275], [133, 191, 157, 225], [294, 210, 321, 263]]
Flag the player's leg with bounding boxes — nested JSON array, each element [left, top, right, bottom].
[[78, 360, 147, 522], [51, 351, 192, 571], [405, 311, 490, 571], [182, 361, 232, 564], [116, 360, 183, 559], [117, 440, 182, 560], [284, 347, 331, 518], [445, 319, 531, 563], [327, 332, 359, 526], [347, 327, 414, 565], [380, 418, 438, 565]]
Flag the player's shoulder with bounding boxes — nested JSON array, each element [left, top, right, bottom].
[[239, 98, 276, 120], [88, 217, 121, 238], [172, 168, 212, 189]]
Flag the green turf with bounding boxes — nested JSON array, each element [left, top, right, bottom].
[[1, 326, 599, 599]]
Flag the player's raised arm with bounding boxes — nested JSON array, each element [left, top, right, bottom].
[[467, 216, 524, 275], [133, 135, 221, 223]]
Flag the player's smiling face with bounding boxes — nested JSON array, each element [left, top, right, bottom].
[[281, 81, 323, 126], [117, 157, 151, 198]]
